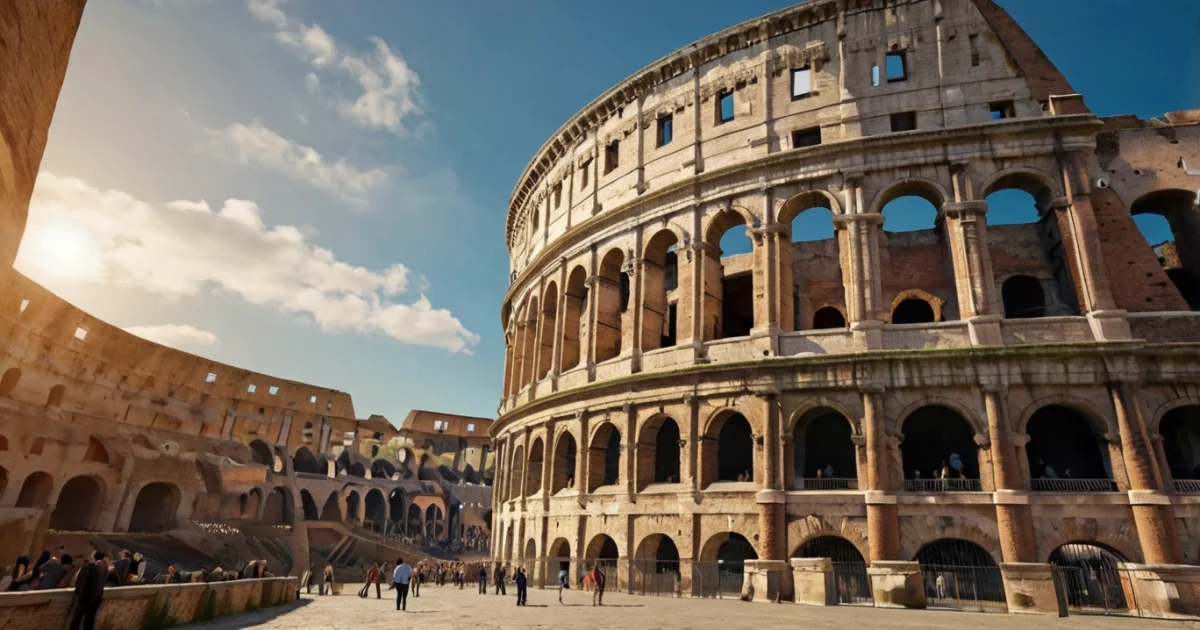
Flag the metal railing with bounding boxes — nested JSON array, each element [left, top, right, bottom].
[[831, 561, 872, 605], [691, 561, 744, 599], [630, 559, 683, 597], [919, 564, 1008, 613], [1172, 479, 1200, 494], [796, 478, 858, 490], [903, 478, 982, 492], [1031, 478, 1118, 493]]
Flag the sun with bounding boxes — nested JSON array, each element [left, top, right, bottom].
[[24, 223, 103, 280]]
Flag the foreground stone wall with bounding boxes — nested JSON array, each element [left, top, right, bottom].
[[0, 577, 296, 630]]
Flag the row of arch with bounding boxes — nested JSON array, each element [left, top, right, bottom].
[[498, 402, 1200, 501]]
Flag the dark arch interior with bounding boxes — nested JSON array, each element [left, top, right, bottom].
[[1048, 542, 1129, 609], [1002, 275, 1046, 318], [592, 536, 619, 560], [345, 491, 360, 523], [129, 482, 179, 533], [249, 440, 273, 467], [293, 447, 319, 474], [364, 489, 386, 528], [0, 368, 20, 397], [1162, 405, 1200, 480], [372, 459, 396, 480], [798, 412, 857, 480], [300, 490, 319, 521], [717, 533, 758, 564], [50, 476, 102, 531], [717, 413, 754, 482], [389, 489, 406, 523], [892, 298, 935, 324], [654, 418, 681, 483], [320, 492, 341, 521], [16, 471, 52, 508], [553, 433, 577, 493], [262, 487, 290, 525], [1167, 269, 1200, 311], [794, 535, 865, 564], [349, 462, 367, 478], [900, 406, 978, 479], [1025, 405, 1111, 480], [407, 503, 422, 535], [812, 306, 846, 329], [914, 539, 998, 568]]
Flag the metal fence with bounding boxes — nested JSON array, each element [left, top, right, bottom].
[[1031, 478, 1118, 492], [1173, 479, 1200, 494], [903, 478, 982, 492], [796, 478, 859, 490], [1053, 564, 1135, 615], [629, 559, 683, 597], [919, 564, 1008, 613], [691, 561, 744, 599], [831, 561, 873, 605]]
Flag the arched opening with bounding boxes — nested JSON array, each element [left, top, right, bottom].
[[793, 409, 857, 489], [794, 535, 865, 562], [15, 471, 53, 508], [1049, 542, 1130, 612], [46, 384, 65, 408], [1131, 189, 1200, 311], [538, 283, 558, 380], [914, 539, 1006, 610], [525, 437, 545, 496], [881, 193, 941, 233], [319, 491, 341, 521], [633, 534, 681, 590], [900, 406, 980, 490], [508, 445, 525, 499], [249, 439, 273, 467], [891, 298, 935, 324], [548, 538, 572, 574], [523, 538, 536, 561], [389, 489, 406, 528], [242, 488, 262, 520], [364, 489, 386, 531], [517, 296, 539, 390], [345, 490, 361, 524], [812, 306, 846, 330], [293, 447, 319, 474], [50, 476, 103, 530], [1161, 405, 1200, 485], [1001, 275, 1046, 318], [371, 459, 396, 481], [587, 423, 621, 492], [0, 368, 20, 397], [559, 266, 588, 372], [1026, 405, 1114, 491], [643, 230, 680, 351], [407, 503, 422, 536], [0, 464, 7, 502], [551, 432, 577, 493], [793, 535, 870, 604], [300, 489, 318, 521], [707, 412, 753, 485], [783, 199, 840, 333], [349, 462, 367, 478], [129, 482, 180, 533], [84, 437, 109, 464], [595, 248, 626, 363], [585, 533, 620, 579], [700, 532, 757, 597], [654, 418, 681, 484], [705, 209, 754, 340], [425, 504, 441, 538], [878, 187, 958, 321], [262, 487, 291, 525]]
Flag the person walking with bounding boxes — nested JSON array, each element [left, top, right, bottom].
[[494, 563, 506, 595], [588, 565, 606, 606], [412, 562, 423, 597], [392, 557, 413, 611], [478, 564, 488, 594], [515, 568, 528, 606], [374, 562, 388, 599], [68, 552, 107, 630], [359, 563, 378, 598], [557, 565, 570, 604], [321, 564, 335, 595]]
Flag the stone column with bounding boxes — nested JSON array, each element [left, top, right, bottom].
[[756, 392, 784, 562], [575, 411, 589, 504], [683, 394, 700, 492], [862, 386, 900, 561], [833, 176, 884, 350], [542, 420, 556, 511], [624, 403, 637, 500], [943, 194, 1002, 345], [982, 386, 1037, 563], [1111, 381, 1184, 564], [584, 247, 600, 379]]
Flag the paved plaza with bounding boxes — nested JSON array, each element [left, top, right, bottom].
[[176, 585, 1198, 630]]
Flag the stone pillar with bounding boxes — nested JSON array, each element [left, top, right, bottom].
[[584, 247, 599, 379], [862, 386, 899, 561], [624, 403, 637, 500], [791, 558, 837, 606], [675, 205, 703, 351], [833, 177, 884, 350], [999, 563, 1062, 615], [867, 561, 926, 609], [1111, 382, 1184, 564], [684, 395, 700, 492], [742, 559, 788, 603], [628, 253, 644, 373], [942, 197, 1002, 345], [756, 393, 784, 562], [575, 411, 589, 504], [542, 420, 556, 510], [983, 386, 1037, 563]]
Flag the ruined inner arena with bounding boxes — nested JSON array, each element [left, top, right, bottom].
[[492, 0, 1200, 617]]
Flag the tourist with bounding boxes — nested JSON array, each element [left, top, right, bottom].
[[824, 463, 835, 479], [359, 562, 379, 598], [588, 564, 606, 606], [208, 567, 226, 583], [374, 562, 388, 599], [515, 567, 527, 606], [494, 563, 507, 595], [61, 554, 85, 589], [322, 564, 335, 595], [6, 556, 31, 591], [478, 563, 488, 594], [240, 560, 258, 580], [69, 552, 108, 630], [935, 572, 947, 599], [412, 561, 423, 597], [29, 550, 51, 586], [557, 565, 570, 604], [129, 552, 145, 583], [258, 559, 272, 578], [392, 557, 413, 611], [37, 551, 66, 590], [108, 550, 132, 586]]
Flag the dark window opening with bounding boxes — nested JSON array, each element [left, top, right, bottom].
[[720, 273, 754, 338], [580, 159, 591, 189], [553, 182, 562, 208], [812, 306, 846, 329], [890, 111, 917, 132], [791, 65, 812, 99], [989, 101, 1014, 120], [619, 272, 631, 312], [654, 419, 681, 483], [604, 140, 619, 174], [900, 406, 979, 480], [1160, 405, 1200, 480], [1026, 406, 1112, 482], [1002, 275, 1046, 318], [717, 414, 754, 482], [792, 126, 822, 148], [661, 303, 678, 348], [656, 115, 673, 147], [799, 413, 857, 480], [891, 298, 935, 324], [886, 51, 907, 82], [604, 429, 621, 485], [717, 90, 735, 124], [968, 34, 980, 67]]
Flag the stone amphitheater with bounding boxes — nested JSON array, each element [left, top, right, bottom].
[[491, 0, 1200, 617]]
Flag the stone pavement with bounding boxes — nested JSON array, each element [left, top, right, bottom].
[[175, 583, 1198, 629]]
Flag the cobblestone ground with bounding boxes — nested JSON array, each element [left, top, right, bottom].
[[177, 584, 1197, 630]]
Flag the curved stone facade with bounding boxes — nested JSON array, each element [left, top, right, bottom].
[[493, 0, 1200, 611]]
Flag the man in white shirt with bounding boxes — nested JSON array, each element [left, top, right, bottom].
[[392, 557, 413, 611]]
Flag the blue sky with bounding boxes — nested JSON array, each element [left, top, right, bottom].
[[16, 0, 1198, 423]]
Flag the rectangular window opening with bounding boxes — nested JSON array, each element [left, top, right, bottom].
[[74, 327, 88, 341], [309, 395, 318, 404], [717, 90, 735, 124], [969, 34, 980, 67], [792, 126, 823, 148], [268, 385, 279, 396], [890, 111, 917, 132], [19, 298, 29, 314], [989, 101, 1015, 120], [886, 51, 907, 83], [604, 140, 620, 174], [791, 66, 812, 99], [580, 159, 591, 189], [205, 373, 217, 384], [248, 384, 257, 393], [871, 65, 880, 87], [467, 423, 475, 432], [326, 401, 332, 410], [656, 114, 673, 147], [552, 182, 562, 208]]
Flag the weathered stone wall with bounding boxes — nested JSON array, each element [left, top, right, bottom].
[[0, 577, 296, 630]]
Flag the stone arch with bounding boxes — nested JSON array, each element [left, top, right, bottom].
[[50, 475, 104, 531], [595, 248, 626, 363], [913, 538, 1000, 567], [1131, 189, 1200, 311], [584, 533, 620, 561], [299, 489, 319, 521], [1000, 274, 1047, 318], [1047, 542, 1131, 609], [643, 228, 681, 351], [129, 482, 181, 533], [523, 538, 537, 561], [293, 447, 320, 474], [0, 367, 20, 397], [978, 166, 1062, 202], [406, 502, 422, 536], [548, 537, 571, 560], [700, 409, 754, 487], [349, 462, 367, 478], [791, 407, 858, 488], [887, 289, 945, 323], [320, 491, 341, 521], [15, 471, 53, 508], [868, 177, 950, 217], [262, 486, 292, 525], [698, 531, 758, 563], [517, 294, 540, 390], [634, 533, 681, 576], [792, 534, 867, 564], [249, 439, 273, 467], [388, 488, 406, 525], [778, 189, 843, 225], [636, 413, 681, 490], [551, 430, 578, 493], [703, 207, 755, 340], [242, 488, 262, 520], [525, 436, 545, 496], [371, 459, 396, 480], [811, 304, 846, 329], [1025, 405, 1114, 483], [899, 405, 981, 482], [559, 265, 589, 372], [1014, 394, 1114, 436], [364, 488, 386, 529], [537, 282, 558, 380], [345, 490, 361, 523], [703, 206, 756, 245], [587, 422, 621, 492], [46, 384, 65, 408], [84, 436, 109, 464]]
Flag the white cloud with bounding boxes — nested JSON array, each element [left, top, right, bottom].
[[248, 1, 425, 135], [16, 173, 480, 354], [123, 324, 221, 348], [202, 121, 387, 203], [304, 72, 320, 94]]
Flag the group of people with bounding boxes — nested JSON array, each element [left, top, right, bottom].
[[462, 526, 489, 552], [3, 550, 129, 630], [912, 452, 968, 481]]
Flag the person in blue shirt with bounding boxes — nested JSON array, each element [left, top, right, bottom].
[[515, 567, 528, 606], [392, 558, 413, 611]]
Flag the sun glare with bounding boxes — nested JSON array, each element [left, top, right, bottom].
[[26, 223, 102, 279]]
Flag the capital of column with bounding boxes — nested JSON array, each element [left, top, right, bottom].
[[864, 490, 897, 505], [941, 200, 989, 220], [1047, 196, 1072, 211], [979, 381, 1008, 394], [842, 171, 866, 185], [857, 383, 886, 395], [755, 489, 786, 504], [1128, 489, 1171, 506], [831, 213, 884, 227]]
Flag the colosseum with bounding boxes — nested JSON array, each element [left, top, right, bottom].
[[0, 1, 493, 605], [492, 0, 1200, 616]]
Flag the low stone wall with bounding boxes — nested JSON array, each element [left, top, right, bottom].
[[0, 576, 297, 630]]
